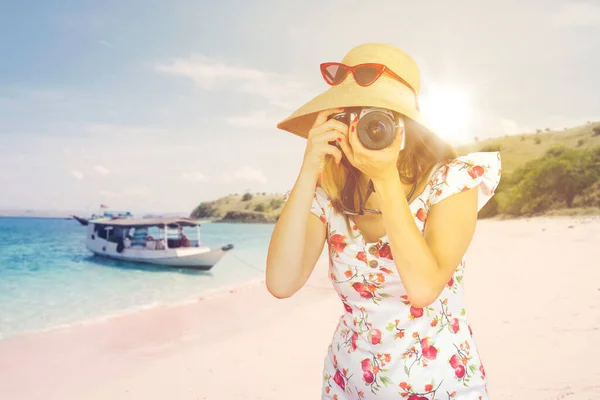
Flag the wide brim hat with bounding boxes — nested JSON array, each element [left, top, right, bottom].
[[277, 42, 433, 139]]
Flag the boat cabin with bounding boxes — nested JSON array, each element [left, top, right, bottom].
[[89, 217, 202, 252]]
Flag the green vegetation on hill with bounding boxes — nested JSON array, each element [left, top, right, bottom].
[[190, 192, 285, 223], [458, 122, 600, 218], [191, 122, 600, 222], [457, 122, 600, 174]]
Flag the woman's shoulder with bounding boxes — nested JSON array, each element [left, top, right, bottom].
[[427, 151, 502, 211]]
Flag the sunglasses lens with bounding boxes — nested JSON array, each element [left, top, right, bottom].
[[354, 65, 382, 85], [322, 64, 347, 85]]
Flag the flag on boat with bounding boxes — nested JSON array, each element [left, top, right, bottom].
[[100, 204, 109, 209]]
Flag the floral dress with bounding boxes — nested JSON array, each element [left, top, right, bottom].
[[285, 152, 502, 400]]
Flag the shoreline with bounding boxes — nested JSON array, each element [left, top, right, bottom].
[[0, 217, 598, 399], [0, 275, 269, 342]]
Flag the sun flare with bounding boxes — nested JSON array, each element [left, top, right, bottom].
[[419, 85, 473, 143]]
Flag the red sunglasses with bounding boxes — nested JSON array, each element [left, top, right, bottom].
[[320, 62, 420, 111]]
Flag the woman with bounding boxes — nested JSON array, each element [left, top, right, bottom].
[[266, 43, 501, 399]]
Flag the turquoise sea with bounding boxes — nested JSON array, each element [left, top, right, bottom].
[[0, 217, 276, 339]]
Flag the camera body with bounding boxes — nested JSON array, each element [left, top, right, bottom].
[[328, 107, 405, 151]]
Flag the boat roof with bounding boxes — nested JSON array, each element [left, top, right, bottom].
[[91, 216, 200, 228]]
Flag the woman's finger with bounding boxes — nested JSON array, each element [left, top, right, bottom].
[[310, 118, 349, 137], [314, 130, 345, 145], [321, 143, 343, 165], [312, 108, 346, 128], [348, 115, 364, 155]]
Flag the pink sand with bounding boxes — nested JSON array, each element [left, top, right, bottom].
[[0, 216, 598, 399]]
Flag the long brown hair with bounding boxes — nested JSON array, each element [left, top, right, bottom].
[[319, 115, 458, 227]]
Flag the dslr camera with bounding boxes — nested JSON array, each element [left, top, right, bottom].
[[327, 107, 405, 151]]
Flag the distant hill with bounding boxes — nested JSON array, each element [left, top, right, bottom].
[[456, 121, 600, 174], [457, 121, 600, 218], [191, 121, 600, 222], [190, 192, 285, 223]]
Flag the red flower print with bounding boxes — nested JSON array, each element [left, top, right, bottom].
[[447, 276, 454, 287], [344, 270, 353, 278], [351, 332, 358, 350], [420, 338, 438, 360], [363, 370, 375, 384], [333, 370, 345, 390], [449, 318, 460, 334], [468, 165, 485, 179], [410, 306, 424, 318], [343, 302, 352, 314], [377, 242, 393, 259], [399, 382, 409, 390], [361, 358, 373, 371], [330, 233, 347, 253], [454, 364, 466, 378], [425, 384, 433, 392], [416, 208, 426, 222], [480, 363, 486, 377], [356, 251, 367, 262], [368, 328, 382, 344], [352, 282, 367, 292], [380, 267, 393, 274]]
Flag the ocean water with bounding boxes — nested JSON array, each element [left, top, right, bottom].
[[0, 217, 276, 339]]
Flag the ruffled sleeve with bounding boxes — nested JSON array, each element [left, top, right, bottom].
[[283, 185, 333, 225], [428, 151, 502, 212]]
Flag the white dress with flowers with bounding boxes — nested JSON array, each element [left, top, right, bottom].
[[286, 152, 502, 400]]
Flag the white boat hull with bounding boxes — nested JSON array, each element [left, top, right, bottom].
[[86, 226, 232, 270]]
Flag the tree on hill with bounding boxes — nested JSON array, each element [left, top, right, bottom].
[[242, 193, 253, 201], [502, 146, 599, 214], [190, 202, 218, 219]]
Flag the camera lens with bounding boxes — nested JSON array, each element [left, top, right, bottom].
[[356, 111, 396, 150], [365, 121, 387, 142]]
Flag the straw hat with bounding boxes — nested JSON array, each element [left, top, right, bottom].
[[277, 42, 431, 139]]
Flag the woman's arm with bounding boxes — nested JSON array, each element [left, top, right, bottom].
[[373, 172, 479, 308], [265, 169, 327, 298], [265, 108, 346, 299]]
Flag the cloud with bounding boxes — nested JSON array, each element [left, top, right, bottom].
[[233, 166, 268, 184], [225, 110, 279, 129], [549, 1, 600, 27], [71, 170, 84, 180], [155, 55, 310, 110], [94, 165, 110, 175], [181, 171, 209, 182]]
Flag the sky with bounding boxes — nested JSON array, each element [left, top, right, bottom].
[[1, 0, 599, 213]]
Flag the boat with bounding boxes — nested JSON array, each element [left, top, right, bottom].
[[73, 210, 132, 226], [72, 215, 89, 226], [85, 215, 234, 270]]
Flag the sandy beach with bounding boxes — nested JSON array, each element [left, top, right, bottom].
[[0, 216, 598, 400]]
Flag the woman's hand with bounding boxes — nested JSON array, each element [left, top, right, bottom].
[[300, 108, 347, 177], [337, 115, 404, 183]]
